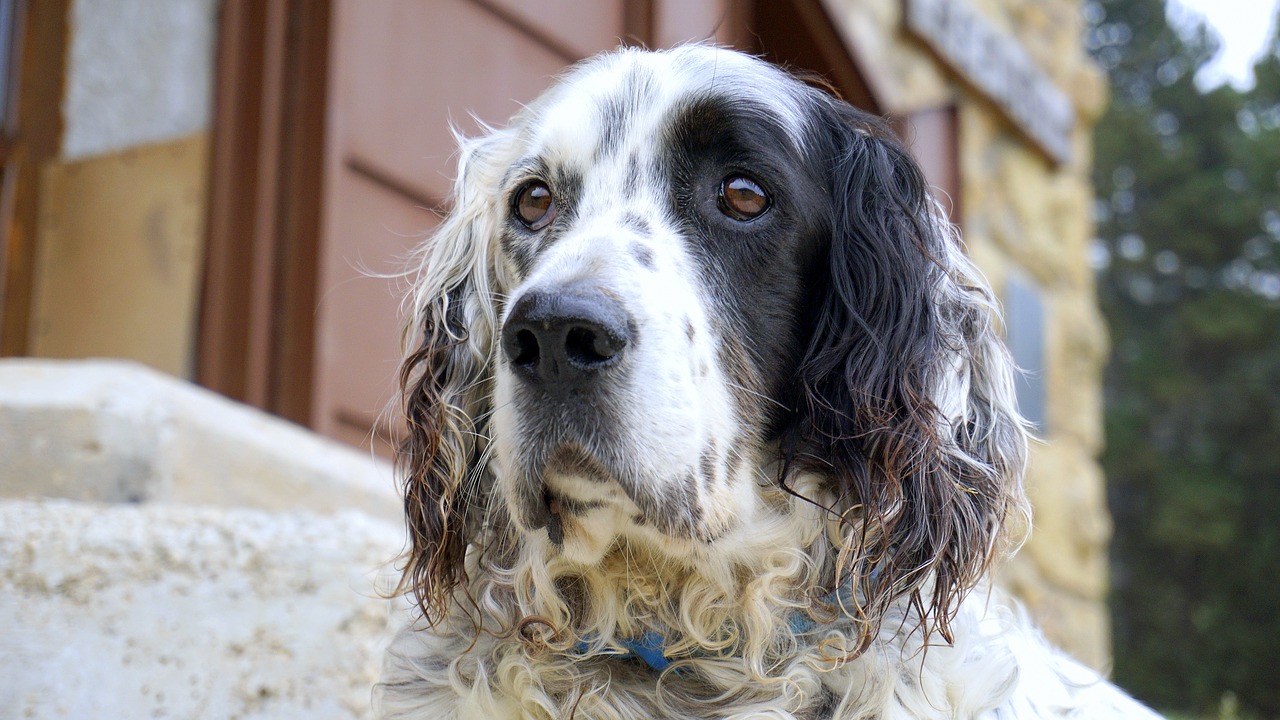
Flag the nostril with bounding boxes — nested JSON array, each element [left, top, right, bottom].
[[512, 328, 541, 368], [502, 288, 633, 384], [564, 325, 624, 367]]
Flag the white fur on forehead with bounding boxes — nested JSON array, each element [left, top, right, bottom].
[[519, 45, 812, 157]]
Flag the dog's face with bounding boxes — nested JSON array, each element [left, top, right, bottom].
[[489, 50, 831, 562], [399, 46, 1028, 644]]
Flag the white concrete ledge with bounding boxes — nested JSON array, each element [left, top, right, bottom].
[[0, 499, 404, 719], [0, 359, 400, 523]]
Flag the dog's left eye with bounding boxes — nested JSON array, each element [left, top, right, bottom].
[[513, 180, 556, 231], [718, 175, 771, 221]]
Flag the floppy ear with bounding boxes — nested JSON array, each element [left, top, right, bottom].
[[398, 129, 511, 623], [789, 100, 1030, 649]]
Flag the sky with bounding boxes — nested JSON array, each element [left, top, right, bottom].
[[1169, 0, 1280, 89]]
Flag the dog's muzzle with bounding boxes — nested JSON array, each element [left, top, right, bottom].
[[501, 286, 632, 393], [499, 284, 638, 544]]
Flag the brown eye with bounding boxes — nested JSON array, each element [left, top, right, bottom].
[[718, 175, 770, 221], [513, 180, 555, 230]]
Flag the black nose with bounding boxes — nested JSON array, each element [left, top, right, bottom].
[[501, 288, 632, 388]]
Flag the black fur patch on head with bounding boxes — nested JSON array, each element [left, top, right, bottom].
[[621, 211, 652, 236], [658, 93, 831, 434], [594, 64, 657, 162], [630, 242, 655, 269]]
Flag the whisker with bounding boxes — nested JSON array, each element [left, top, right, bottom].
[[721, 380, 791, 411]]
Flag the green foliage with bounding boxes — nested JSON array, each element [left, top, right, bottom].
[[1089, 0, 1280, 716]]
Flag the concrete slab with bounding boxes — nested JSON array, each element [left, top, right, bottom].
[[0, 499, 404, 720], [0, 359, 400, 523]]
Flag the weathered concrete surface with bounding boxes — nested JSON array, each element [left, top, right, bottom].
[[0, 359, 408, 718], [0, 500, 403, 720], [0, 359, 400, 523]]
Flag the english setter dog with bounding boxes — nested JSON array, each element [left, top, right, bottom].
[[378, 46, 1160, 719]]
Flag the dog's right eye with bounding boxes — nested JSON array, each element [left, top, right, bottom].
[[513, 180, 556, 231], [718, 175, 770, 221]]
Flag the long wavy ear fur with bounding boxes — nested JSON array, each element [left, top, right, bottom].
[[397, 129, 510, 624], [789, 99, 1030, 650]]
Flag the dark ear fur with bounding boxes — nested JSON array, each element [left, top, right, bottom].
[[397, 132, 507, 624], [788, 100, 1029, 649]]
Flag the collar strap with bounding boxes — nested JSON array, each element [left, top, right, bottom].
[[574, 583, 860, 673], [575, 629, 673, 672]]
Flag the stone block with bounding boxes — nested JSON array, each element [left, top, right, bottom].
[[0, 359, 399, 523], [0, 499, 403, 719], [1046, 300, 1109, 453], [1000, 553, 1113, 671], [1023, 441, 1112, 599]]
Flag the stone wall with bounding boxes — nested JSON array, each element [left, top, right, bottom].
[[828, 0, 1113, 669]]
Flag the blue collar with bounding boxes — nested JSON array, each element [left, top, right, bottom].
[[577, 629, 675, 672], [574, 583, 859, 673]]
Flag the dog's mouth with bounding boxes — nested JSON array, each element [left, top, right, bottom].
[[506, 427, 725, 551], [512, 442, 641, 548]]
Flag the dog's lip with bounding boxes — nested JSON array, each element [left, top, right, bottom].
[[512, 442, 611, 532], [512, 442, 627, 545], [545, 489, 565, 546], [523, 485, 607, 547], [517, 485, 564, 543], [520, 487, 552, 530]]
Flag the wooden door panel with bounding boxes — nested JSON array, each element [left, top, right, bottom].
[[313, 168, 439, 448], [480, 0, 626, 60], [338, 0, 575, 204]]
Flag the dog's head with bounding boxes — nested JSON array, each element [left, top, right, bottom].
[[398, 46, 1028, 650]]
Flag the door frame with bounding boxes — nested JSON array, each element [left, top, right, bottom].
[[0, 0, 68, 357], [197, 0, 331, 423]]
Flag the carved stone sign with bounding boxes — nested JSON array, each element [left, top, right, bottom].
[[904, 0, 1075, 165]]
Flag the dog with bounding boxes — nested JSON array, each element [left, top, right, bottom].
[[376, 45, 1161, 719]]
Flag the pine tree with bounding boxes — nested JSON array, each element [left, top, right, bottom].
[[1089, 0, 1280, 715]]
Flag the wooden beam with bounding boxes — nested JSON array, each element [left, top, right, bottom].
[[268, 0, 330, 424], [197, 0, 330, 425], [1, 0, 69, 356], [750, 0, 880, 113], [198, 0, 269, 401]]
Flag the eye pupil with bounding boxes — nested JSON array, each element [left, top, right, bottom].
[[514, 181, 555, 230], [719, 175, 769, 220]]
